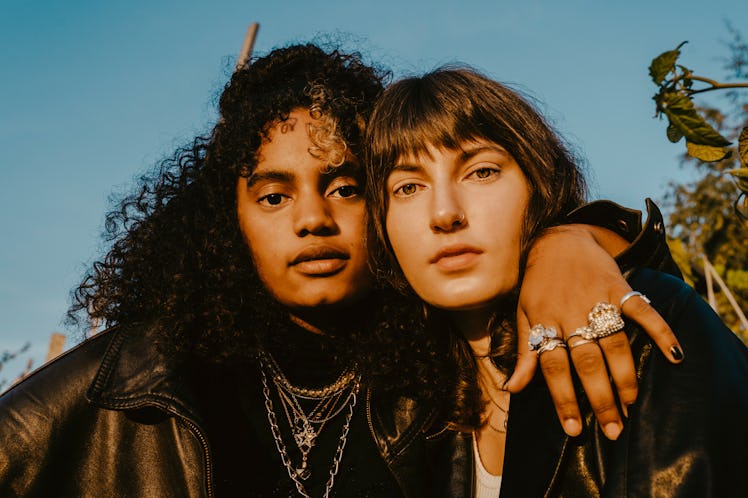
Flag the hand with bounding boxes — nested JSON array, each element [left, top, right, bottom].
[[505, 224, 684, 440]]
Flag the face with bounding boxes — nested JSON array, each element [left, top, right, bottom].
[[237, 108, 372, 311], [385, 140, 530, 312]]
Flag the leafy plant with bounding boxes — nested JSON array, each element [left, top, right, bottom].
[[650, 40, 748, 218]]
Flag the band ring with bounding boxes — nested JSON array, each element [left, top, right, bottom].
[[568, 337, 596, 349], [619, 291, 651, 309]]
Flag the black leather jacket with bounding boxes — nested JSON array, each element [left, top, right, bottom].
[[426, 266, 748, 497], [1, 200, 719, 498], [374, 200, 748, 497], [420, 202, 748, 497]]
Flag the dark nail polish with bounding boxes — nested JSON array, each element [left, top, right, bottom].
[[670, 345, 684, 361]]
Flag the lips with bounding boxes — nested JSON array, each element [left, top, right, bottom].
[[290, 246, 350, 275], [430, 245, 483, 271]]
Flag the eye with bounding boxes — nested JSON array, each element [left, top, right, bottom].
[[330, 184, 360, 198], [468, 166, 500, 181], [258, 193, 288, 207], [394, 183, 419, 196]]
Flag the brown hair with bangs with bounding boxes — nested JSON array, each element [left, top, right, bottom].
[[364, 65, 588, 429]]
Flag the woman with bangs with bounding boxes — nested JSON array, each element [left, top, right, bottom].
[[366, 66, 748, 497]]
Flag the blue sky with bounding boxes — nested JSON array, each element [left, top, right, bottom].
[[2, 0, 746, 384]]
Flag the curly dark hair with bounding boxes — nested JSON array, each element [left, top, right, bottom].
[[365, 66, 588, 427], [67, 43, 447, 387]]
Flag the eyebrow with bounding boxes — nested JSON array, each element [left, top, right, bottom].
[[246, 170, 294, 189], [320, 161, 361, 183], [391, 144, 510, 173], [458, 144, 510, 161], [245, 161, 362, 189], [389, 162, 424, 174]]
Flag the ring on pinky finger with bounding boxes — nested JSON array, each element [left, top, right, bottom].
[[619, 290, 651, 309]]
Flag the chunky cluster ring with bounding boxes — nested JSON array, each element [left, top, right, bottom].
[[529, 324, 566, 356], [587, 302, 625, 339]]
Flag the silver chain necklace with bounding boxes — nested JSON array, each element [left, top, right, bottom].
[[259, 352, 360, 498]]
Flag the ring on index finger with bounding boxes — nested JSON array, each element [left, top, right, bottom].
[[536, 337, 567, 356], [529, 324, 565, 357]]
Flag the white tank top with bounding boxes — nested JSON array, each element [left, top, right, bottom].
[[473, 432, 502, 498]]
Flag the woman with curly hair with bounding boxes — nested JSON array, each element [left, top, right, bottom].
[[366, 65, 748, 497], [0, 42, 682, 497]]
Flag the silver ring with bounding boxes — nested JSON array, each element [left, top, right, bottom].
[[619, 291, 651, 309], [568, 337, 596, 349], [566, 325, 595, 342], [587, 302, 625, 340], [536, 337, 567, 356], [528, 324, 559, 354]]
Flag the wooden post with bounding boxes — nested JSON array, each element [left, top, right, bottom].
[[704, 254, 717, 311], [46, 332, 66, 362], [236, 23, 260, 70], [703, 255, 748, 332]]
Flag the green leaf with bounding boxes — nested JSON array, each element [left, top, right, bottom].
[[666, 123, 684, 143], [661, 92, 732, 147], [649, 41, 687, 84], [686, 141, 730, 162], [726, 167, 748, 193], [739, 127, 748, 167]]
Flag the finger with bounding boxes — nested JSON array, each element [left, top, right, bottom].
[[620, 292, 684, 363], [538, 346, 583, 437], [504, 309, 537, 393], [596, 331, 638, 410], [568, 340, 623, 440]]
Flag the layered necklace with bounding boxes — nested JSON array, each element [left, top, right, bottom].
[[476, 356, 510, 433], [259, 351, 361, 498]]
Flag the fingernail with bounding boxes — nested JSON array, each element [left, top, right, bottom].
[[604, 422, 622, 440], [563, 418, 582, 436], [670, 345, 684, 362]]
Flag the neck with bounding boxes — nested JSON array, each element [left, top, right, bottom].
[[449, 307, 494, 355], [288, 298, 371, 337]]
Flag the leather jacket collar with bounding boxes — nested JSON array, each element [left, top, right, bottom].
[[87, 324, 202, 424]]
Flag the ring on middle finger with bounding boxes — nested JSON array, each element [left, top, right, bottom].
[[587, 302, 625, 340], [567, 325, 596, 342], [568, 337, 596, 349]]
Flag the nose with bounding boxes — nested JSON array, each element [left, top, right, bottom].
[[293, 192, 338, 236], [430, 187, 466, 233]]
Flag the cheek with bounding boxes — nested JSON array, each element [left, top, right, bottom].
[[385, 214, 419, 275], [240, 218, 280, 273]]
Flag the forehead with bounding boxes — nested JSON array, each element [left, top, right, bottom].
[[257, 109, 315, 161], [253, 108, 358, 175]]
